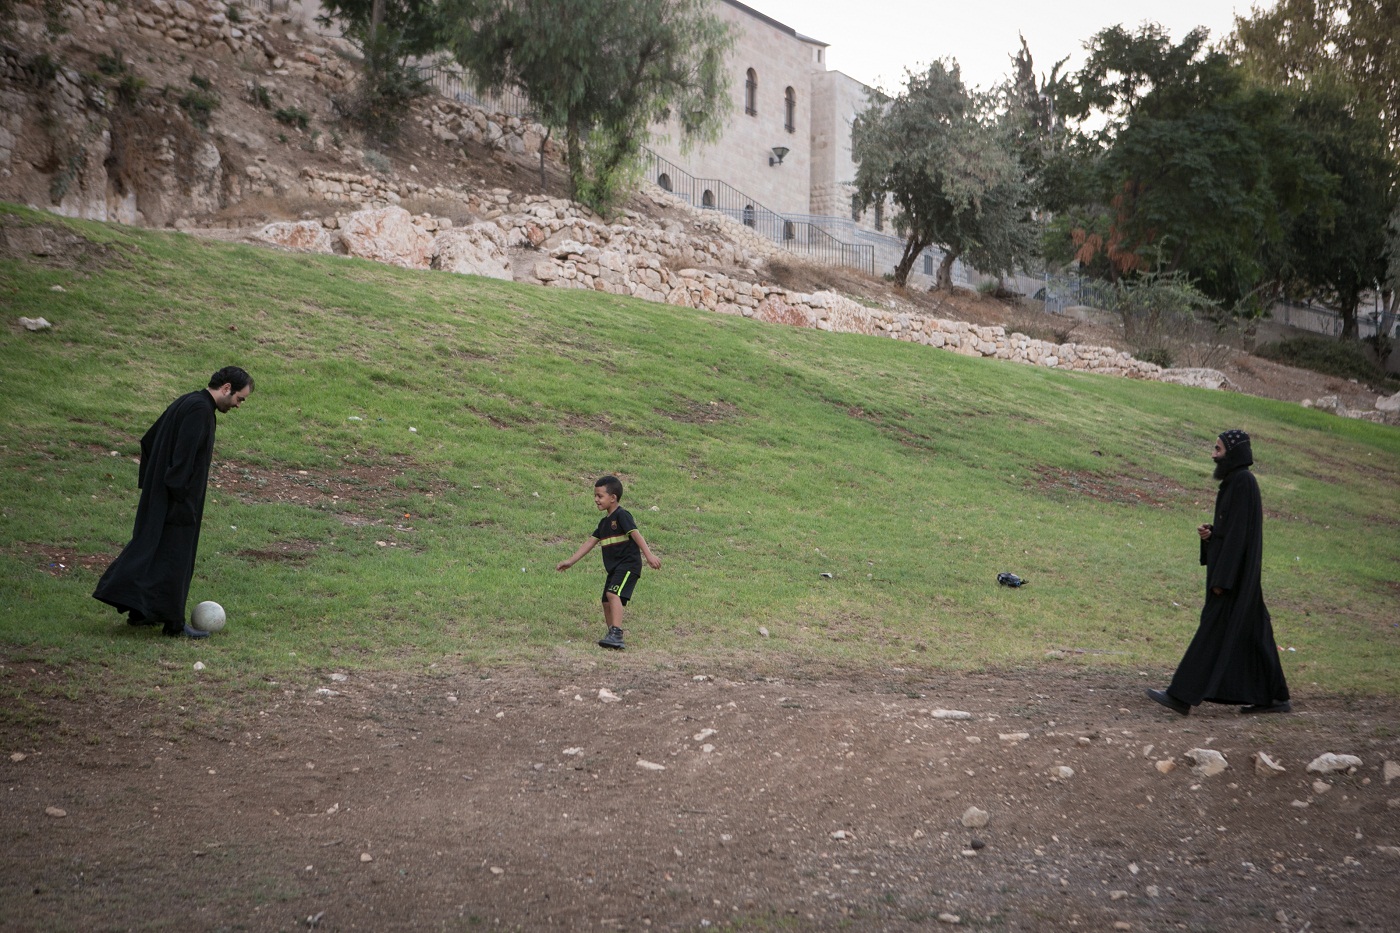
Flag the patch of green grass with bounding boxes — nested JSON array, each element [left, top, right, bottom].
[[1, 202, 1397, 696]]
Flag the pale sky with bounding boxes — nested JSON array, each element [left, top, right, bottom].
[[744, 0, 1271, 94]]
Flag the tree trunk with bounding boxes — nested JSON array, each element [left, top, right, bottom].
[[538, 125, 551, 193], [565, 113, 583, 201], [892, 235, 930, 288], [935, 249, 959, 291], [368, 0, 384, 78], [1339, 289, 1360, 340]]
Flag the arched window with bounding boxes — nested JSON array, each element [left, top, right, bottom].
[[742, 204, 755, 227], [851, 194, 861, 221], [701, 189, 715, 209], [923, 253, 934, 276], [657, 173, 672, 192], [745, 68, 757, 116], [784, 87, 796, 133], [874, 200, 884, 232]]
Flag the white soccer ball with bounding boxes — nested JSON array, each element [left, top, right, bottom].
[[190, 600, 226, 633]]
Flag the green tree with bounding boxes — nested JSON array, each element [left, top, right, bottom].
[[1279, 78, 1397, 339], [1056, 25, 1324, 313], [852, 61, 1037, 290], [317, 0, 443, 141], [1231, 0, 1400, 150], [443, 0, 731, 215]]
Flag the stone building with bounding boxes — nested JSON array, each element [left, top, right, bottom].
[[643, 1, 940, 283]]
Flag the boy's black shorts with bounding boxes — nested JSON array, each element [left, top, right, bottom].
[[601, 566, 641, 605]]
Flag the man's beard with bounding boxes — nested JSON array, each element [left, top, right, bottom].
[[1213, 457, 1230, 480]]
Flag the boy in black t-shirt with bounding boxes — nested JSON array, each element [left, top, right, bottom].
[[556, 475, 661, 650]]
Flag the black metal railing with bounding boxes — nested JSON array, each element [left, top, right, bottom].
[[414, 63, 536, 119], [640, 148, 874, 275]]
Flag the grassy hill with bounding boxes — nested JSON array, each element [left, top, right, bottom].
[[3, 202, 1397, 695]]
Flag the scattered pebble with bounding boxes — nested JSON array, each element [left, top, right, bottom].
[[1155, 760, 1176, 774], [45, 806, 66, 818], [931, 709, 972, 720], [1185, 748, 1228, 777], [489, 866, 504, 874], [10, 752, 27, 762], [999, 732, 1030, 742], [1312, 780, 1331, 795], [192, 661, 205, 671], [960, 806, 990, 829], [1253, 752, 1285, 775], [636, 760, 666, 771], [1052, 766, 1075, 780], [359, 853, 372, 862], [1307, 753, 1362, 774], [937, 913, 960, 924], [597, 689, 621, 703]]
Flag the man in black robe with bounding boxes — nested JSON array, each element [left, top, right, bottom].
[[93, 367, 254, 637], [1147, 430, 1291, 715]]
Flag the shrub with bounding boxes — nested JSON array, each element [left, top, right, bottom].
[[331, 32, 428, 145], [362, 149, 391, 174], [247, 80, 273, 109], [1136, 347, 1174, 369], [114, 71, 147, 108], [274, 106, 310, 130], [172, 75, 220, 130], [1255, 335, 1390, 384], [22, 52, 60, 88]]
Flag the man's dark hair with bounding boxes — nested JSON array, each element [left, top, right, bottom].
[[209, 366, 254, 392], [595, 475, 623, 500]]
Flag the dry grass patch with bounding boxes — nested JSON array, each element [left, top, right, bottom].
[[1031, 466, 1191, 508]]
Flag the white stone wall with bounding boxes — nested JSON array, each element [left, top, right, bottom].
[[647, 0, 817, 216], [809, 69, 869, 220]]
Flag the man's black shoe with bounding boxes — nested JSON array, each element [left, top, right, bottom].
[[597, 626, 625, 650], [1240, 700, 1291, 715], [1146, 688, 1190, 716]]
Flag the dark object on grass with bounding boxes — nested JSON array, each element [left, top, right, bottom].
[[997, 572, 1026, 587]]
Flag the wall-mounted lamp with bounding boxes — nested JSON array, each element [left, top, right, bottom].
[[769, 146, 790, 167]]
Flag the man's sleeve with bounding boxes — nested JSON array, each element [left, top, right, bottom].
[[163, 402, 209, 502]]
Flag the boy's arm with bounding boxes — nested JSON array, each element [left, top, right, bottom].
[[630, 529, 661, 570], [557, 537, 598, 571]]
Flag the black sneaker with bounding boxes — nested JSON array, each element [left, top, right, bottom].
[[597, 626, 625, 650], [1240, 700, 1291, 715], [1146, 688, 1190, 716]]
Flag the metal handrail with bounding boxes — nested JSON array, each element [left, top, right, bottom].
[[415, 63, 536, 118], [640, 148, 874, 275]]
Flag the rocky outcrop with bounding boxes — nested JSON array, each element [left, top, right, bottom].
[[337, 206, 435, 269], [432, 222, 512, 280], [255, 220, 335, 254], [1303, 394, 1395, 424]]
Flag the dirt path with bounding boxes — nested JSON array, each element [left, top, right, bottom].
[[3, 661, 1397, 931]]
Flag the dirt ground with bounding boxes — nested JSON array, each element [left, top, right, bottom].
[[3, 659, 1398, 932]]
